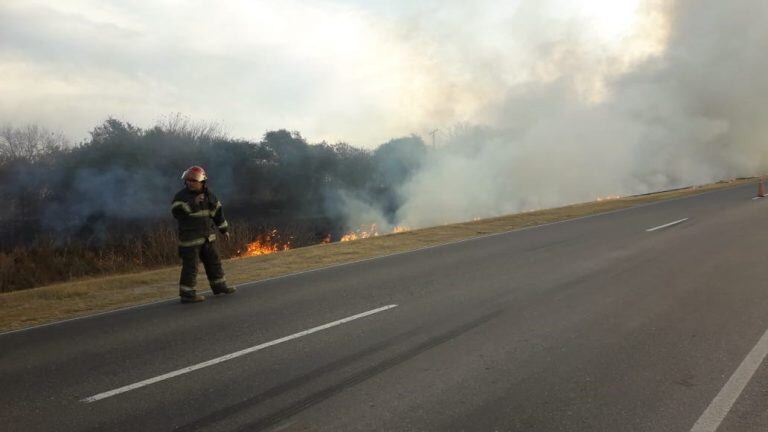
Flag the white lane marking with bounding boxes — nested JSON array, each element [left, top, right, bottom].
[[81, 304, 398, 403], [646, 218, 689, 232], [690, 326, 768, 432]]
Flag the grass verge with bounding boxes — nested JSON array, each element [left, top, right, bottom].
[[0, 178, 757, 333]]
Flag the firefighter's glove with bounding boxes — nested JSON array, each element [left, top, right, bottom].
[[223, 232, 231, 241]]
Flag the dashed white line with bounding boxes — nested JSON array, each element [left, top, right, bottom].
[[690, 326, 768, 432], [81, 304, 398, 403], [646, 218, 689, 232]]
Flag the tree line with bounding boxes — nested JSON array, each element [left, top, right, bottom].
[[0, 115, 427, 291]]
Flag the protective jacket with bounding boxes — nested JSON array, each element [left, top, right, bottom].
[[171, 187, 229, 247]]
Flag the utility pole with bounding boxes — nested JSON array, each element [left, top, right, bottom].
[[429, 129, 439, 149]]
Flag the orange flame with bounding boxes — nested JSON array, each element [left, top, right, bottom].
[[238, 229, 290, 257], [239, 225, 410, 255], [340, 224, 409, 242], [340, 224, 377, 242]]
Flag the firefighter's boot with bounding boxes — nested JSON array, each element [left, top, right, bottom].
[[180, 286, 206, 303], [181, 294, 206, 303], [211, 279, 236, 295]]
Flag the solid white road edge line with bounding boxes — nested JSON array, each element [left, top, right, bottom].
[[646, 218, 689, 232], [690, 325, 768, 432], [81, 304, 398, 403]]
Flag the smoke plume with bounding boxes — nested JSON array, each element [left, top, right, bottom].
[[387, 0, 768, 228]]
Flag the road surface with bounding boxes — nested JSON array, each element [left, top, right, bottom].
[[3, 183, 768, 431]]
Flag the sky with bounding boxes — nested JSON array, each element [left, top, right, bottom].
[[0, 0, 657, 147]]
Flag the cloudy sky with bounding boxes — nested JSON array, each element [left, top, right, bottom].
[[0, 0, 659, 146]]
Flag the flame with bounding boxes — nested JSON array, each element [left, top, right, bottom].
[[340, 224, 409, 242], [239, 225, 410, 254], [339, 233, 359, 242], [238, 229, 290, 257], [340, 224, 378, 242]]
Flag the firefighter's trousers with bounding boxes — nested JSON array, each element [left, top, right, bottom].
[[178, 240, 227, 297]]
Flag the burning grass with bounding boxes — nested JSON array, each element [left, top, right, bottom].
[[339, 224, 410, 242], [236, 224, 410, 255], [0, 178, 756, 332], [0, 222, 323, 293], [237, 229, 292, 257]]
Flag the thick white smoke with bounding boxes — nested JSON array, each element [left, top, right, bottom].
[[390, 0, 768, 228]]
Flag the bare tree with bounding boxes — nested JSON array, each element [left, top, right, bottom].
[[154, 112, 227, 143], [0, 124, 69, 163]]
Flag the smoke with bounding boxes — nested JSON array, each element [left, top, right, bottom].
[[40, 167, 174, 235], [326, 190, 395, 232], [387, 0, 768, 228], [4, 0, 768, 239]]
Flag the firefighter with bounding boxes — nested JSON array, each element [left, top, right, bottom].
[[171, 165, 236, 303]]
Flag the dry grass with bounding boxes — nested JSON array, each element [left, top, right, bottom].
[[0, 178, 756, 332]]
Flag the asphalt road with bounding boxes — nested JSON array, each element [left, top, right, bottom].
[[3, 183, 768, 431]]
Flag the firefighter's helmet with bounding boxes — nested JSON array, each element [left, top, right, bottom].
[[181, 166, 207, 182]]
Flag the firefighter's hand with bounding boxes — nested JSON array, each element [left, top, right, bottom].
[[222, 232, 231, 241], [194, 194, 205, 205]]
